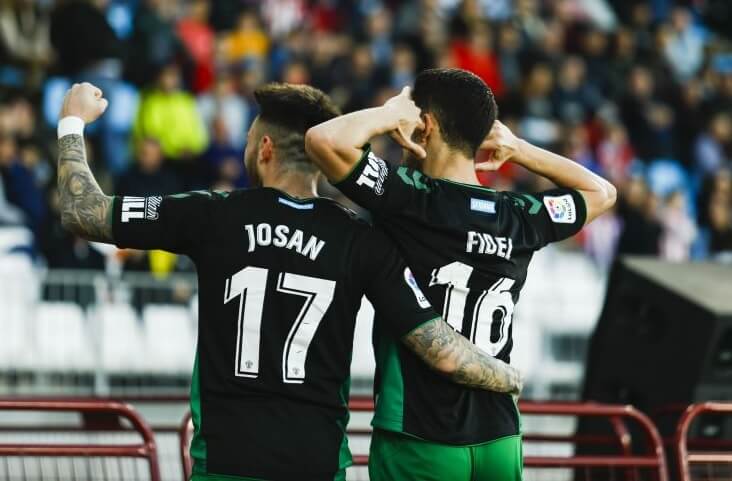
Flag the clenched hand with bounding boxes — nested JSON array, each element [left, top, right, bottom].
[[60, 82, 108, 123]]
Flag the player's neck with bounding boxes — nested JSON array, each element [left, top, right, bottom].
[[264, 172, 318, 199], [422, 147, 481, 186]]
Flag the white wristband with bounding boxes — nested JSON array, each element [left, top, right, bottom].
[[57, 116, 85, 139]]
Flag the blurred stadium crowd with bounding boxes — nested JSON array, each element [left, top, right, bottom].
[[0, 0, 731, 277]]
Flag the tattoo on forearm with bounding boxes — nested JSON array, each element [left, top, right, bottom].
[[57, 134, 113, 242], [403, 319, 521, 394]]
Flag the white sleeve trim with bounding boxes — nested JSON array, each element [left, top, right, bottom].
[[57, 116, 85, 139]]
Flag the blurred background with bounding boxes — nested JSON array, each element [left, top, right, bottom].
[[0, 0, 731, 480]]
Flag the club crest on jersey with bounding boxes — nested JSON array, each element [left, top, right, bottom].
[[121, 196, 162, 223], [403, 267, 430, 309], [355, 153, 388, 195], [543, 194, 576, 224]]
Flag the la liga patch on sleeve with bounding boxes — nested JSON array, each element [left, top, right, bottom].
[[543, 194, 577, 224]]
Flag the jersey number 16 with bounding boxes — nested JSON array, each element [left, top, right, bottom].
[[430, 261, 515, 357]]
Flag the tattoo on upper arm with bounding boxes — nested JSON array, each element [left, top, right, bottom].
[[403, 319, 520, 394], [57, 134, 113, 242]]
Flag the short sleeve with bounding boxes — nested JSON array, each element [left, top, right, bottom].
[[353, 228, 439, 338], [500, 188, 587, 250], [333, 145, 434, 217], [112, 191, 219, 254]]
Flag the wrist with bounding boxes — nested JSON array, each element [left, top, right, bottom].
[[57, 116, 85, 139], [511, 139, 529, 164]]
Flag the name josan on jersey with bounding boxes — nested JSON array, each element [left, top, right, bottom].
[[336, 147, 587, 445], [111, 188, 438, 481]]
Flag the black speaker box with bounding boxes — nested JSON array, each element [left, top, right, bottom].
[[578, 256, 732, 479]]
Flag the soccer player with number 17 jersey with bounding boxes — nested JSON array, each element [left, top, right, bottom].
[[306, 68, 617, 481], [55, 81, 523, 481]]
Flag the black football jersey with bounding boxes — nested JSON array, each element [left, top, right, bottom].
[[111, 188, 439, 481], [335, 147, 587, 445]]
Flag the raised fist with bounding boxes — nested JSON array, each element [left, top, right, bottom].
[[60, 82, 108, 123]]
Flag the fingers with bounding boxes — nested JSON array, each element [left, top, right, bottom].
[[99, 98, 109, 113], [390, 130, 427, 159]]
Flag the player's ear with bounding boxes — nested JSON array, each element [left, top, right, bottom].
[[420, 113, 437, 145], [259, 135, 274, 164]]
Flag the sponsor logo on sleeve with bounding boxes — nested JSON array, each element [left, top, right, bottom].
[[543, 194, 577, 224], [355, 153, 388, 195], [403, 267, 431, 309], [470, 198, 496, 214], [121, 196, 162, 223]]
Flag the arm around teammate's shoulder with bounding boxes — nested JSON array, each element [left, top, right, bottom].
[[401, 318, 523, 395]]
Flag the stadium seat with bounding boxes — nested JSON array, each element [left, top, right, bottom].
[[0, 303, 34, 371], [350, 297, 375, 380], [34, 302, 94, 372], [92, 303, 147, 374], [142, 305, 196, 375]]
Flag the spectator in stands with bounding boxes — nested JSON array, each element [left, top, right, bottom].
[[0, 0, 52, 90], [114, 138, 182, 197], [694, 112, 732, 177], [450, 22, 504, 97], [221, 10, 269, 65], [132, 62, 208, 167], [342, 44, 387, 112], [553, 56, 602, 124], [617, 177, 662, 255], [580, 28, 611, 95], [707, 194, 732, 257], [389, 43, 417, 90], [659, 190, 697, 261], [197, 73, 250, 151], [176, 0, 215, 93], [0, 134, 45, 234], [596, 122, 635, 185], [503, 62, 559, 149], [662, 7, 705, 82], [49, 0, 122, 78], [126, 0, 190, 87], [496, 22, 522, 89], [620, 66, 675, 162], [366, 7, 394, 68]]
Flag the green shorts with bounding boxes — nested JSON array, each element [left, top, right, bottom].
[[368, 429, 523, 481]]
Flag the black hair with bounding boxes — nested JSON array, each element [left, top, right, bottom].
[[253, 83, 341, 170], [412, 68, 497, 156]]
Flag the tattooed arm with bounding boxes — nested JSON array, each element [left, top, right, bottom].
[[56, 83, 113, 243], [58, 134, 113, 242], [402, 318, 522, 395]]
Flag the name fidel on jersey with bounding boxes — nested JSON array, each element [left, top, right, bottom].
[[245, 223, 326, 261], [466, 231, 513, 260]]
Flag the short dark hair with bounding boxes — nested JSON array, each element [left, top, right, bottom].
[[253, 83, 341, 171], [412, 68, 497, 156]]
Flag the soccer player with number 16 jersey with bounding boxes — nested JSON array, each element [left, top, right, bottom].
[[306, 68, 617, 481]]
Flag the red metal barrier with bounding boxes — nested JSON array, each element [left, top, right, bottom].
[[675, 402, 732, 481], [349, 398, 669, 480], [0, 399, 161, 481]]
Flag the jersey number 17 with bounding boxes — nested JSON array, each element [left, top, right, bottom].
[[224, 266, 336, 384]]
